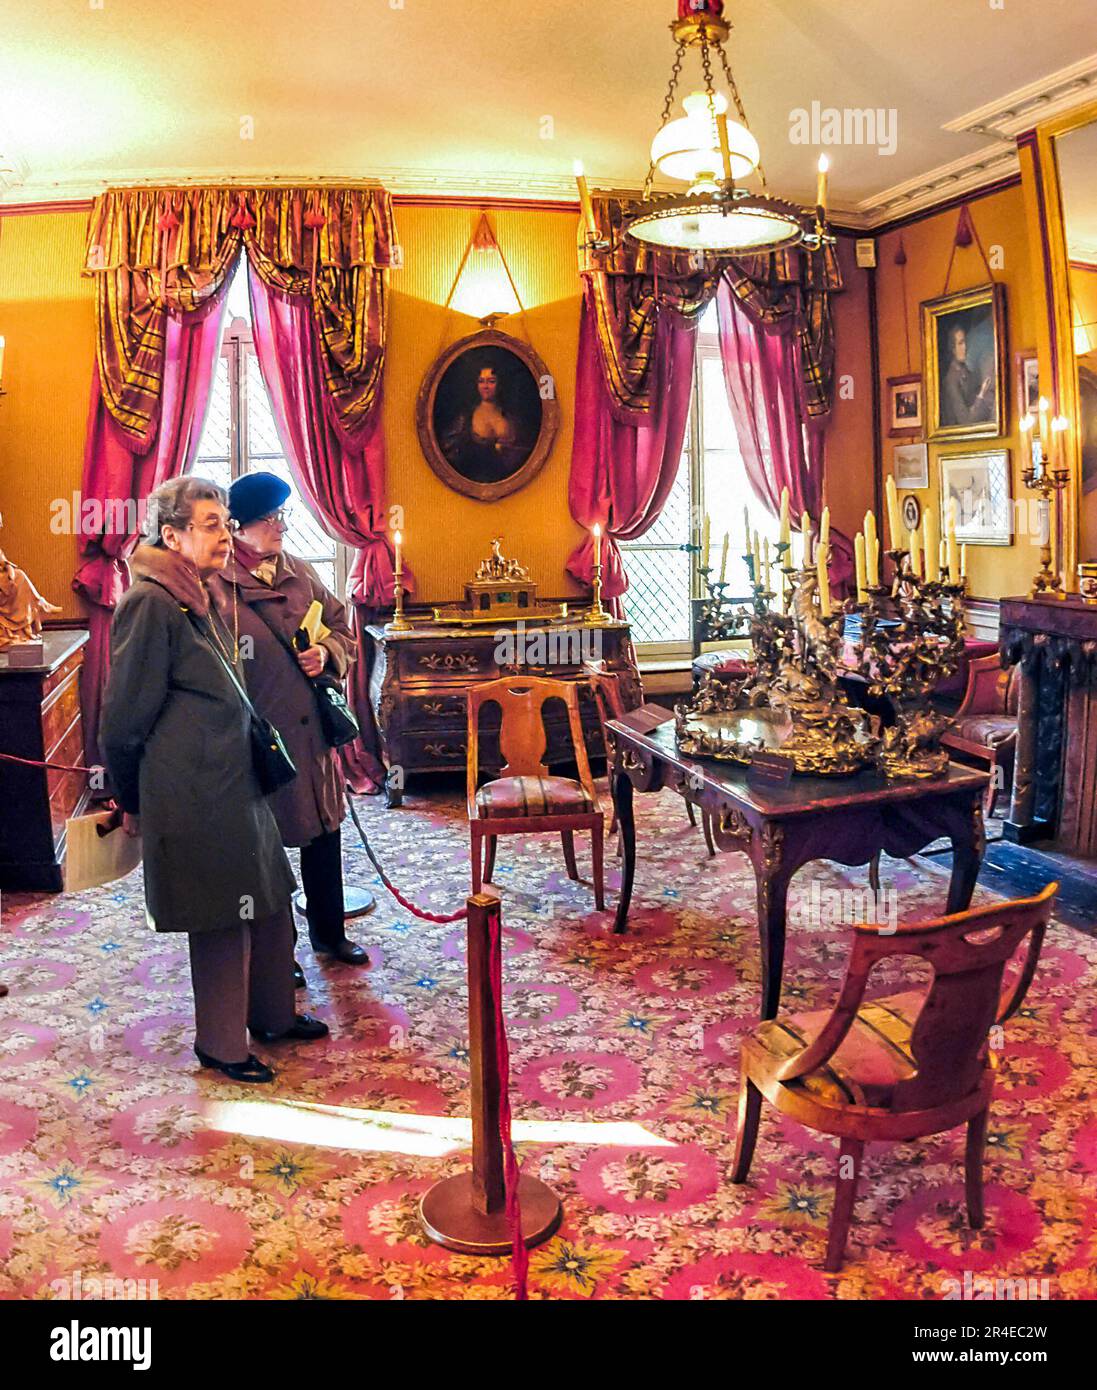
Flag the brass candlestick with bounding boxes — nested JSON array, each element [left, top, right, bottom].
[[585, 548, 610, 625], [387, 561, 412, 633]]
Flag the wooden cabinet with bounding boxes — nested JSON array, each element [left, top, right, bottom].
[[367, 616, 640, 806], [0, 629, 91, 890]]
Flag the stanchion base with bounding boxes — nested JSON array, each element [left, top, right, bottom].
[[293, 888, 375, 920], [418, 1173, 562, 1255]]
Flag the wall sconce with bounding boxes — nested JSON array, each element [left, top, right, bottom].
[[447, 215, 522, 325]]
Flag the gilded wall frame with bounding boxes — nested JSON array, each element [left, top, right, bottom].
[[921, 283, 1008, 442]]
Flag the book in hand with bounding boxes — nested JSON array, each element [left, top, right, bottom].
[[64, 808, 142, 891]]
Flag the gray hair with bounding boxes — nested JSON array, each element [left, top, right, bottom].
[[144, 476, 227, 547]]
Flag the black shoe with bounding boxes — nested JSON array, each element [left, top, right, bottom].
[[194, 1048, 275, 1084], [309, 936, 369, 966], [250, 1013, 330, 1044], [293, 961, 307, 990]]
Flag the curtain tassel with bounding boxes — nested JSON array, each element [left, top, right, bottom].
[[304, 204, 327, 299]]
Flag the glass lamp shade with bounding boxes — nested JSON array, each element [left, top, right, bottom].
[[650, 91, 760, 183], [628, 195, 805, 253]]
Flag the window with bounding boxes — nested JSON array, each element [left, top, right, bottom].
[[192, 263, 345, 596], [619, 302, 777, 659]]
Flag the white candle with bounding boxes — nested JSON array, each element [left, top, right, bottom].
[[816, 153, 829, 213], [863, 510, 879, 586], [393, 530, 403, 578], [854, 532, 867, 603], [946, 506, 958, 584], [885, 476, 901, 551], [923, 507, 940, 582], [960, 543, 968, 579], [719, 531, 729, 583], [701, 513, 710, 570], [801, 511, 812, 566], [908, 527, 921, 578], [779, 488, 791, 548], [593, 522, 602, 570], [573, 160, 596, 240]]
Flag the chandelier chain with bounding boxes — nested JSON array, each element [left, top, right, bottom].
[[644, 38, 688, 202], [716, 42, 768, 190]]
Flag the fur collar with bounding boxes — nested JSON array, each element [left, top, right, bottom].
[[129, 544, 210, 616]]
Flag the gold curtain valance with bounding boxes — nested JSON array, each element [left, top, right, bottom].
[[83, 185, 397, 445], [580, 195, 842, 419]]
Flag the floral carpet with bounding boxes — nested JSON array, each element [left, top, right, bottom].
[[2, 783, 1096, 1301]]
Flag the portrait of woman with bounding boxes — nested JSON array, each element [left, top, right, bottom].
[[417, 330, 559, 501]]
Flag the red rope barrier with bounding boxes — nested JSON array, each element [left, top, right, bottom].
[[345, 790, 467, 923], [0, 751, 93, 775], [485, 896, 529, 1299]]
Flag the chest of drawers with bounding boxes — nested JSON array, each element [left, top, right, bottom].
[[367, 615, 640, 806], [0, 629, 91, 890]]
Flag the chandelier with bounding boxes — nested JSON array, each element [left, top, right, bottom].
[[577, 1, 830, 256]]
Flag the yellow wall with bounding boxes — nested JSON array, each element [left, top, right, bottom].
[[0, 209, 95, 620], [824, 234, 876, 542], [385, 204, 585, 603], [874, 185, 1039, 600]]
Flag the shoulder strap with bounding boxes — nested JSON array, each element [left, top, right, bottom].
[[180, 606, 264, 722]]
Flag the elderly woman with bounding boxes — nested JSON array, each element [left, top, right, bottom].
[[216, 472, 367, 983], [100, 477, 328, 1084]]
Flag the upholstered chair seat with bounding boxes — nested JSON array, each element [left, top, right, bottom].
[[475, 775, 595, 819]]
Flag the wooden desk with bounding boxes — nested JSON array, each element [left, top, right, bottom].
[[606, 712, 989, 1019], [367, 614, 640, 806], [0, 629, 91, 891]]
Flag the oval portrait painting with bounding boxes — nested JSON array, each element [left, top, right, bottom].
[[416, 329, 559, 501]]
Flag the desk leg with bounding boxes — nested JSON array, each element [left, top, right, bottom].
[[613, 771, 636, 936], [946, 796, 986, 915]]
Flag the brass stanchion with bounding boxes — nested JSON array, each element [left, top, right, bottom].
[[419, 893, 562, 1254]]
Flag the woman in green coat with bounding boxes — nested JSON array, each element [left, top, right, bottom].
[[101, 476, 328, 1084]]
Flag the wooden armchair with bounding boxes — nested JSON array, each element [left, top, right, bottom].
[[941, 655, 1019, 817], [732, 882, 1056, 1272], [467, 675, 604, 908]]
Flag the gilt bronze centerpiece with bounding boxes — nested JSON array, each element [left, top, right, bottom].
[[676, 535, 875, 777]]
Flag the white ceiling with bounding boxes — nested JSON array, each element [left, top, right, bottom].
[[1, 0, 1096, 222]]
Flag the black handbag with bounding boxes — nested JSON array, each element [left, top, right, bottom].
[[196, 623, 298, 795], [251, 601, 360, 750]]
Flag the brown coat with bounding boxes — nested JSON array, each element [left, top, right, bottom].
[[101, 545, 296, 933], [210, 551, 357, 848]]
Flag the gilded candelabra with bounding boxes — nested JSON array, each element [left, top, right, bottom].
[[677, 543, 874, 775], [1020, 437, 1069, 598], [853, 549, 966, 779]]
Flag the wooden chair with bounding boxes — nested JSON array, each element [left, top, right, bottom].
[[732, 882, 1056, 1272], [941, 655, 1019, 817], [582, 659, 713, 854], [467, 675, 604, 909]]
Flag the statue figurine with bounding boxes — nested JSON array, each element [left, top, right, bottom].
[[0, 510, 61, 648]]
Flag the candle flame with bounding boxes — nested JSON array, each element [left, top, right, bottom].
[[593, 523, 601, 537], [393, 530, 402, 546], [573, 158, 585, 178], [817, 153, 829, 173]]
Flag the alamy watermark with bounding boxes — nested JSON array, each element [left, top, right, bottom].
[[787, 879, 898, 934], [493, 621, 603, 668], [789, 102, 897, 157]]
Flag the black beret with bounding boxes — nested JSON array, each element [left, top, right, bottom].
[[228, 472, 292, 527]]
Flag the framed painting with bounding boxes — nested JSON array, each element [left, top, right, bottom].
[[939, 448, 1013, 546], [887, 374, 923, 437], [900, 492, 922, 532], [922, 282, 1008, 442], [893, 441, 929, 490], [1015, 348, 1040, 420], [416, 329, 560, 502]]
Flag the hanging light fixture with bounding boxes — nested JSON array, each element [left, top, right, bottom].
[[580, 1, 829, 257]]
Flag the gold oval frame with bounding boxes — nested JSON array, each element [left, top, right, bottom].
[[415, 329, 560, 503]]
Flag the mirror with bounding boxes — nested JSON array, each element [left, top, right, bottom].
[[1054, 119, 1097, 567]]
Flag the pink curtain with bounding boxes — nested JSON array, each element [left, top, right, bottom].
[[566, 292, 696, 605], [716, 277, 853, 593], [247, 262, 405, 792], [73, 290, 228, 765]]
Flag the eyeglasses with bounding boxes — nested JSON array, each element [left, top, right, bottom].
[[259, 511, 288, 528], [187, 516, 235, 536]]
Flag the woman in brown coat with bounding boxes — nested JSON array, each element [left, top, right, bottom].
[[215, 472, 367, 981], [101, 477, 328, 1084]]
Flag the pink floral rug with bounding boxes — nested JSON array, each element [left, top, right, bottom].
[[1, 785, 1095, 1300]]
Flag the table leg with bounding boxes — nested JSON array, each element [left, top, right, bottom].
[[751, 824, 789, 1020], [613, 770, 636, 936], [946, 795, 985, 915], [755, 867, 792, 1021]]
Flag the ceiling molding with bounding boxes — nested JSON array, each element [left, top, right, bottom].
[[943, 52, 1097, 141]]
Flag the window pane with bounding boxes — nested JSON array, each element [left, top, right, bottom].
[[621, 547, 691, 645], [193, 354, 231, 494]]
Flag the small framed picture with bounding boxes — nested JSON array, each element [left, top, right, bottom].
[[887, 374, 923, 437], [893, 441, 929, 490], [939, 448, 1013, 546], [901, 493, 922, 532], [1015, 349, 1040, 420]]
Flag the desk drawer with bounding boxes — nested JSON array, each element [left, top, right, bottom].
[[42, 668, 82, 759], [398, 644, 492, 683], [47, 718, 85, 832]]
